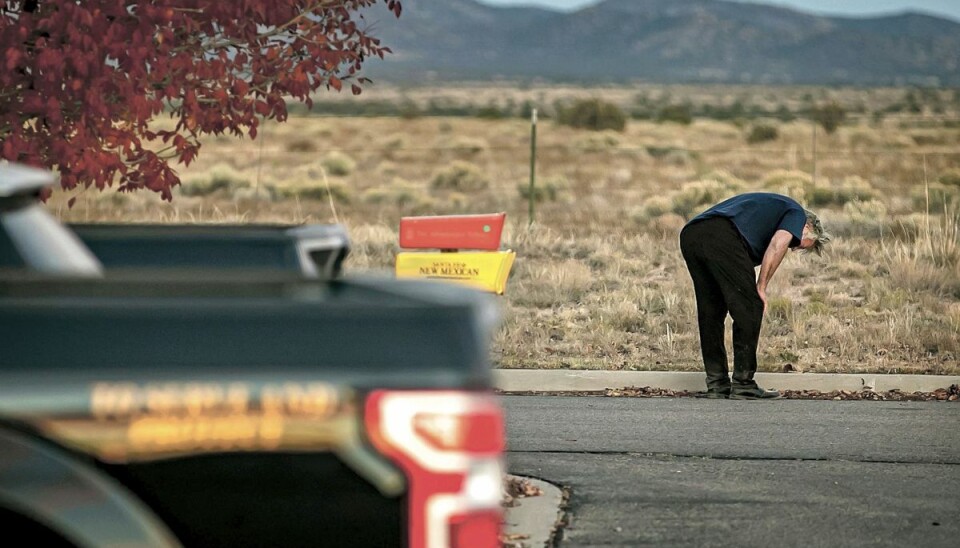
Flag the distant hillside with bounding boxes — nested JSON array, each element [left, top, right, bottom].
[[359, 0, 960, 85]]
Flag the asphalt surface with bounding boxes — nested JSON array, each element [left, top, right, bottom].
[[502, 396, 960, 547]]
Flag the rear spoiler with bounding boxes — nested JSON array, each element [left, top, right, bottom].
[[0, 163, 103, 276]]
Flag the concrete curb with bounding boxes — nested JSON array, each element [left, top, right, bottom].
[[494, 369, 960, 393], [503, 475, 564, 548]]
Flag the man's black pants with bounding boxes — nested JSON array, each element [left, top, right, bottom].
[[679, 217, 764, 391]]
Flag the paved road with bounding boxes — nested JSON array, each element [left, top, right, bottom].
[[502, 396, 960, 547]]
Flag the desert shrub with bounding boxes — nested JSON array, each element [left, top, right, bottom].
[[518, 177, 568, 203], [642, 174, 746, 221], [775, 104, 796, 122], [363, 179, 434, 211], [643, 145, 696, 165], [448, 136, 489, 156], [806, 187, 832, 206], [645, 195, 673, 218], [847, 129, 880, 149], [766, 296, 793, 322], [747, 123, 779, 144], [761, 175, 876, 207], [608, 301, 648, 333], [672, 180, 738, 219], [762, 170, 813, 202], [657, 104, 693, 125], [375, 160, 400, 178], [886, 213, 928, 242], [645, 146, 677, 159], [430, 161, 489, 192], [381, 134, 406, 151], [910, 133, 947, 146], [662, 149, 694, 167], [277, 182, 352, 203], [286, 138, 317, 153], [420, 98, 470, 117], [911, 183, 960, 213], [320, 151, 356, 177], [476, 101, 506, 120], [650, 213, 686, 238], [231, 185, 276, 202], [938, 169, 960, 188], [575, 132, 620, 152], [511, 259, 594, 308], [837, 176, 878, 203], [444, 192, 471, 212], [841, 199, 887, 237], [762, 170, 813, 189], [557, 98, 627, 132], [398, 99, 421, 120], [180, 163, 249, 196], [808, 176, 878, 207], [700, 170, 747, 190], [813, 101, 846, 134]]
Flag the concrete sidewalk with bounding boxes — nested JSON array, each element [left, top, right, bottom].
[[503, 475, 564, 548], [494, 369, 960, 393]]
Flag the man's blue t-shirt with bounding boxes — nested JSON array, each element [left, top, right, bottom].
[[687, 193, 806, 265]]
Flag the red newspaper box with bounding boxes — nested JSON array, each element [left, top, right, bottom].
[[399, 213, 506, 251]]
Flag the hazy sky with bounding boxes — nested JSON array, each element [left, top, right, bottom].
[[479, 0, 960, 21]]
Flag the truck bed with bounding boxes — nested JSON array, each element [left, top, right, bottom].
[[0, 273, 497, 547]]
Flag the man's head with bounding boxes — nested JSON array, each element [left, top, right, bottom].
[[797, 209, 831, 256]]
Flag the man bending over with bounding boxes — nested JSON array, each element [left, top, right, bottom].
[[679, 192, 831, 399]]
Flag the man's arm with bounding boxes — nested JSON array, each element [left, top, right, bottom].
[[756, 229, 794, 312]]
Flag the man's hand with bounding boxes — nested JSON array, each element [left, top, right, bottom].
[[756, 229, 793, 315]]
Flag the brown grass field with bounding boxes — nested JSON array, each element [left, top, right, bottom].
[[50, 84, 960, 376]]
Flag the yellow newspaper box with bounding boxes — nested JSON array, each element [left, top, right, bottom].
[[395, 250, 516, 295], [395, 213, 515, 294]]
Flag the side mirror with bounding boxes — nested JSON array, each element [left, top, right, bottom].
[[0, 163, 102, 276]]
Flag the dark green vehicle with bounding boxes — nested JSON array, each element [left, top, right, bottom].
[[0, 164, 506, 548], [67, 222, 349, 279]]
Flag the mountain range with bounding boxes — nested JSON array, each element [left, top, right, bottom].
[[359, 0, 960, 85]]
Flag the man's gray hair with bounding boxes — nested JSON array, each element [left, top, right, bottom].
[[803, 209, 831, 256]]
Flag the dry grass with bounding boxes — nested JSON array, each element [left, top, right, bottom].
[[48, 85, 960, 376]]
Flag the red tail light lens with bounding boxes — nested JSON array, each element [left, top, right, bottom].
[[365, 391, 505, 548], [449, 510, 502, 548], [413, 412, 505, 454]]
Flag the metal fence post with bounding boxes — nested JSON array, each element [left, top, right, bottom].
[[811, 119, 817, 188], [528, 108, 538, 227]]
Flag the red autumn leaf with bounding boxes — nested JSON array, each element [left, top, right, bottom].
[[0, 0, 402, 202]]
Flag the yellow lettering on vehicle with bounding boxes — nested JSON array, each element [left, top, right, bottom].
[[90, 382, 339, 419], [91, 382, 139, 418], [76, 381, 346, 460], [127, 415, 281, 452]]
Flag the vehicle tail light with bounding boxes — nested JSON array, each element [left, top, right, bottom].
[[365, 391, 505, 548]]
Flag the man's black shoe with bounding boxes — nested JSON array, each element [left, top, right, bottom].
[[697, 388, 730, 399], [729, 386, 781, 399]]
